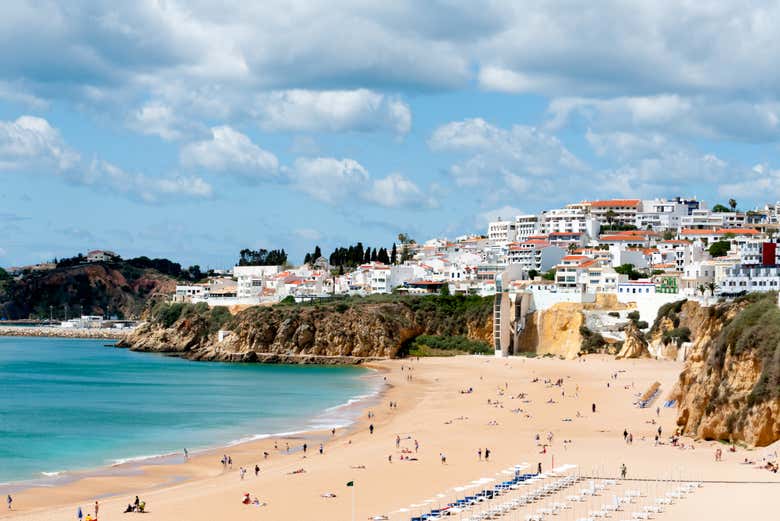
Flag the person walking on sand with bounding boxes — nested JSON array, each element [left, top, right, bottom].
[[592, 403, 596, 413], [77, 506, 83, 521], [478, 448, 482, 461], [184, 448, 189, 461], [414, 439, 419, 452], [537, 462, 542, 474], [369, 424, 374, 434], [440, 453, 446, 464], [6, 495, 11, 510], [255, 464, 260, 476], [303, 443, 307, 454], [319, 443, 324, 455], [396, 435, 401, 448], [94, 500, 99, 518], [620, 463, 627, 479], [485, 448, 490, 461]]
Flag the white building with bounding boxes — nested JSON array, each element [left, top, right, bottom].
[[508, 240, 565, 273], [719, 265, 780, 294], [234, 265, 283, 300], [635, 198, 691, 230], [514, 214, 541, 241], [539, 208, 600, 237], [488, 219, 517, 243], [86, 250, 118, 263]]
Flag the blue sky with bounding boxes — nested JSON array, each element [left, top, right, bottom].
[[2, 2, 780, 269]]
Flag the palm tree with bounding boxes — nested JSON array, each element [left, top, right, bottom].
[[605, 209, 617, 227], [697, 284, 706, 297], [705, 282, 718, 296], [728, 198, 737, 211]]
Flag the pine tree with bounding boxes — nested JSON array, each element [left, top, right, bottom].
[[370, 248, 378, 262], [364, 247, 372, 263], [391, 243, 397, 264], [304, 253, 312, 264], [378, 247, 390, 264], [313, 245, 322, 259]]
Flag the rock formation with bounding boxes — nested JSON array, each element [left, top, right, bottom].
[[672, 295, 780, 446], [120, 296, 493, 364], [616, 322, 650, 359]]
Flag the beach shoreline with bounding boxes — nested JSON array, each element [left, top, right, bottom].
[[0, 360, 390, 497], [2, 355, 778, 521], [0, 326, 127, 340]]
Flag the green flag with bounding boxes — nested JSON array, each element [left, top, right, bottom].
[[346, 480, 354, 487]]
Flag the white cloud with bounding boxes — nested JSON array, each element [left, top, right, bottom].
[[127, 102, 207, 141], [0, 116, 79, 171], [719, 163, 780, 202], [476, 206, 525, 228], [287, 157, 370, 205], [365, 173, 434, 208], [180, 126, 278, 179], [429, 118, 585, 195], [253, 90, 412, 135], [74, 159, 213, 203]]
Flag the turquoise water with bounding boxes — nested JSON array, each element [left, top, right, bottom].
[[0, 337, 376, 484]]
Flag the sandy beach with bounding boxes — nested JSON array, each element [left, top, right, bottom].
[[2, 354, 778, 521]]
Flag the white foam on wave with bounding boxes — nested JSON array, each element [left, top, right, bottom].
[[40, 471, 64, 477], [111, 451, 178, 466]]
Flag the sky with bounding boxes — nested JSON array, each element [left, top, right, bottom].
[[3, 1, 780, 269]]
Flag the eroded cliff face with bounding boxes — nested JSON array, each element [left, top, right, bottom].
[[517, 302, 584, 359], [673, 297, 780, 447], [616, 322, 650, 359], [120, 298, 493, 364]]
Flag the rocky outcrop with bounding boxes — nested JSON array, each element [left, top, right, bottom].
[[616, 322, 650, 359], [673, 295, 780, 446], [0, 263, 176, 320], [516, 302, 584, 359], [119, 296, 493, 364]]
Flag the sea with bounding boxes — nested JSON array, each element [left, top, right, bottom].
[[0, 336, 379, 485]]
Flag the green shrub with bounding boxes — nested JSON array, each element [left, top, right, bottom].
[[607, 311, 620, 318], [408, 334, 492, 356], [579, 325, 607, 353]]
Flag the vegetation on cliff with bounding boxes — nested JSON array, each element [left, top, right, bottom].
[[407, 335, 492, 357], [707, 292, 780, 406], [127, 294, 493, 362], [0, 262, 178, 320]]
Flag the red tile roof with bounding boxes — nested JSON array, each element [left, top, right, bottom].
[[586, 199, 641, 207]]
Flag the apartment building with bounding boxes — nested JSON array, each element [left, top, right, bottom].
[[539, 208, 600, 237]]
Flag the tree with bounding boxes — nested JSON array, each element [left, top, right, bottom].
[[528, 269, 539, 280], [706, 282, 718, 296], [377, 247, 390, 264], [663, 230, 675, 241], [542, 269, 556, 281], [697, 284, 706, 296], [390, 243, 397, 264], [370, 248, 378, 262], [712, 204, 730, 213], [440, 283, 450, 296], [363, 247, 372, 263], [397, 233, 410, 244], [238, 248, 287, 266], [728, 198, 737, 211], [0, 267, 9, 281], [708, 240, 730, 258], [338, 265, 344, 276], [605, 209, 617, 225], [568, 243, 578, 253], [313, 245, 322, 260], [614, 263, 643, 280], [304, 253, 312, 265]]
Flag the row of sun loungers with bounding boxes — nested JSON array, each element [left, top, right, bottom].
[[637, 381, 661, 408]]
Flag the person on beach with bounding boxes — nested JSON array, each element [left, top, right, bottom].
[[134, 496, 140, 510], [369, 424, 374, 434], [6, 495, 11, 510], [414, 439, 419, 452], [396, 435, 401, 448], [264, 451, 269, 459], [255, 464, 260, 476], [303, 443, 307, 454], [440, 453, 446, 464], [537, 462, 542, 474], [228, 456, 233, 469], [319, 443, 324, 455], [485, 448, 490, 461], [77, 506, 83, 521], [94, 500, 99, 517], [184, 448, 188, 461], [240, 467, 246, 479], [592, 403, 596, 413], [478, 448, 482, 461], [620, 463, 627, 478]]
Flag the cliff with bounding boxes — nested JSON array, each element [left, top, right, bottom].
[[672, 294, 780, 446], [119, 296, 493, 364], [0, 263, 176, 320], [616, 322, 650, 359], [516, 302, 584, 359]]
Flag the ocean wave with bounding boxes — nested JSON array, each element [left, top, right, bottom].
[[40, 471, 65, 477], [111, 451, 179, 466]]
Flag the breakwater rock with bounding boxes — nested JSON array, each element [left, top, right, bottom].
[[0, 326, 128, 340]]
